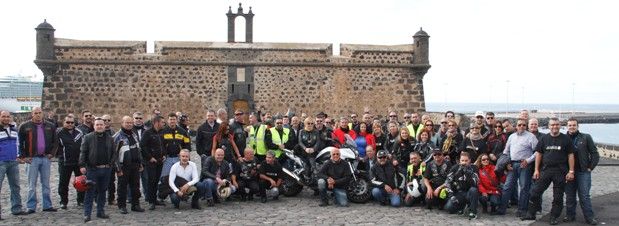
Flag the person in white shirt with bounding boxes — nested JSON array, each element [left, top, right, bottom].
[[168, 149, 205, 209]]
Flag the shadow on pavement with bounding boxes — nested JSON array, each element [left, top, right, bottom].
[[531, 191, 618, 226]]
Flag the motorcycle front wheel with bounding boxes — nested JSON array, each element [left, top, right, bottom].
[[347, 177, 371, 203], [280, 176, 303, 197]]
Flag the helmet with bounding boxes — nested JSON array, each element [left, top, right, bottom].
[[406, 179, 422, 198], [439, 188, 449, 199], [73, 175, 90, 192], [217, 180, 232, 199]]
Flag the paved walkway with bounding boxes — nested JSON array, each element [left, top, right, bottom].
[[1, 154, 618, 225]]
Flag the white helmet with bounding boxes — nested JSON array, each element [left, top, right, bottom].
[[407, 179, 422, 198], [217, 180, 232, 199]]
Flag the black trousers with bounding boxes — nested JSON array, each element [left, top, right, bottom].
[[527, 167, 567, 218], [108, 171, 116, 203], [146, 162, 163, 203], [57, 162, 84, 205], [117, 165, 141, 208], [237, 178, 260, 197], [259, 179, 277, 198]]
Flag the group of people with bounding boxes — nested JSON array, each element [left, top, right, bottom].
[[0, 107, 600, 225]]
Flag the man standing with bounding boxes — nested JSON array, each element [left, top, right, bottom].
[[229, 110, 247, 157], [371, 150, 403, 207], [564, 118, 599, 225], [248, 113, 268, 163], [102, 115, 114, 136], [132, 112, 149, 204], [161, 113, 191, 178], [258, 150, 283, 203], [76, 110, 94, 135], [521, 118, 576, 225], [333, 117, 356, 146], [0, 111, 26, 218], [496, 119, 538, 216], [196, 110, 219, 162], [317, 148, 352, 207], [528, 118, 544, 141], [140, 115, 166, 210], [265, 117, 295, 164], [113, 116, 145, 214], [18, 107, 58, 214], [406, 112, 425, 139], [79, 118, 116, 222], [56, 116, 85, 209]]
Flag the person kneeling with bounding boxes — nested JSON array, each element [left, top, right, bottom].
[[201, 148, 237, 206], [371, 150, 404, 207], [168, 149, 205, 209], [442, 152, 480, 219], [317, 148, 352, 207], [404, 152, 426, 206], [258, 151, 283, 203]]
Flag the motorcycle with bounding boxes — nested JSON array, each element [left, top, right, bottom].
[[279, 135, 372, 203]]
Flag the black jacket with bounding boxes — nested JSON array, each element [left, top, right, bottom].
[[297, 129, 319, 157], [79, 131, 117, 169], [76, 124, 93, 135], [371, 162, 404, 189], [318, 159, 352, 189], [18, 120, 58, 158], [569, 131, 600, 172], [196, 121, 219, 156], [56, 128, 84, 166], [113, 129, 143, 168], [201, 156, 231, 181], [391, 139, 415, 167], [444, 164, 479, 193], [140, 127, 165, 163], [161, 126, 191, 157], [230, 121, 247, 155]]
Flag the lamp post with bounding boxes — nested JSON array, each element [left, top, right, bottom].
[[506, 80, 510, 116]]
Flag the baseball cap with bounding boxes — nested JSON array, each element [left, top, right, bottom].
[[475, 111, 484, 117], [377, 150, 388, 158]]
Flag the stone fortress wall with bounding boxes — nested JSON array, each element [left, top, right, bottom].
[[34, 4, 431, 127]]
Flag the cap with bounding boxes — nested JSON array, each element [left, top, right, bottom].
[[475, 111, 484, 117], [432, 148, 442, 155], [377, 150, 388, 158], [316, 112, 327, 118]]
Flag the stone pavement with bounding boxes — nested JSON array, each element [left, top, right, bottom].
[[2, 154, 618, 225]]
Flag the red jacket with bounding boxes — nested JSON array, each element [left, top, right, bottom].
[[359, 132, 376, 150], [333, 128, 357, 147], [478, 164, 500, 195]]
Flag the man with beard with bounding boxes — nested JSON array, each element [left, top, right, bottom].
[[265, 117, 296, 164], [314, 112, 334, 152], [77, 110, 94, 135], [406, 112, 425, 139], [132, 112, 149, 201], [248, 113, 268, 163]]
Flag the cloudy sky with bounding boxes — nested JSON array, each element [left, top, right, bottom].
[[2, 0, 618, 105]]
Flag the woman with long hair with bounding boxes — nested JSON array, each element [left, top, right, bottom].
[[372, 122, 388, 153], [475, 153, 501, 214], [211, 122, 241, 163], [354, 122, 376, 158], [439, 119, 463, 165], [460, 124, 488, 163], [391, 128, 416, 170], [486, 121, 508, 163]]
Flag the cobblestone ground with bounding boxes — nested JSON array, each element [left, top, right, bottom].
[[2, 153, 618, 225]]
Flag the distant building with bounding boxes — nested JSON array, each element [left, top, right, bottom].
[[0, 76, 42, 112]]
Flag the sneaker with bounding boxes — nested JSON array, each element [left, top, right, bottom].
[[60, 203, 67, 210], [12, 210, 27, 216], [586, 218, 599, 225], [42, 207, 58, 212], [25, 209, 35, 215], [83, 216, 91, 223], [119, 208, 128, 214], [550, 217, 559, 225], [131, 206, 145, 212]]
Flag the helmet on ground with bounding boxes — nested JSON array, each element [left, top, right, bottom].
[[217, 181, 232, 199], [406, 179, 422, 198]]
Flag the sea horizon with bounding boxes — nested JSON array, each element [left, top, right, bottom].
[[426, 102, 619, 114]]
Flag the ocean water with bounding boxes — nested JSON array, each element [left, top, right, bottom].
[[539, 123, 619, 145], [426, 102, 619, 114]]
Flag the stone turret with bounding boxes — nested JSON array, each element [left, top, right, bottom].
[[35, 19, 57, 75], [413, 27, 429, 65]]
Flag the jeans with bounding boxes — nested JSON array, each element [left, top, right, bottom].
[[169, 181, 206, 207], [26, 156, 52, 210], [445, 187, 479, 214], [499, 161, 532, 214], [479, 194, 501, 211], [161, 157, 179, 178], [527, 168, 566, 218], [0, 160, 23, 214], [58, 162, 84, 205], [259, 179, 280, 198], [318, 179, 348, 206], [565, 171, 594, 220], [84, 167, 112, 217], [371, 187, 401, 207], [203, 178, 237, 199]]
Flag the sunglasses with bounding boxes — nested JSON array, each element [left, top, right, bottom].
[[332, 153, 340, 155], [378, 156, 387, 159], [235, 113, 244, 116], [517, 124, 527, 127], [276, 122, 283, 125], [103, 119, 111, 122], [441, 122, 447, 124], [471, 127, 480, 130], [389, 115, 397, 118], [433, 153, 444, 156], [134, 117, 143, 120], [481, 158, 489, 161], [495, 125, 503, 128], [486, 117, 494, 119], [404, 116, 411, 119], [84, 115, 93, 118], [65, 121, 75, 124], [425, 124, 433, 127], [305, 123, 315, 125]]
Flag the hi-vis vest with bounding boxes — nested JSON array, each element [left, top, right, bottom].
[[407, 164, 426, 181], [248, 124, 268, 156], [269, 127, 290, 158], [406, 124, 425, 139]]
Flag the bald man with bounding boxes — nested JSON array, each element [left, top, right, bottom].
[[113, 116, 145, 214]]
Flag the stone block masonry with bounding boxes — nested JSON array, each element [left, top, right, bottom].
[[34, 7, 430, 127]]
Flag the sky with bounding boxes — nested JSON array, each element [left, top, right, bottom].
[[2, 0, 618, 105]]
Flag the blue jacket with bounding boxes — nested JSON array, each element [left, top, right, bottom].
[[0, 126, 19, 161]]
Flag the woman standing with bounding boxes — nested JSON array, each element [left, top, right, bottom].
[[486, 121, 507, 163], [211, 122, 241, 163], [354, 122, 376, 158], [372, 122, 388, 153]]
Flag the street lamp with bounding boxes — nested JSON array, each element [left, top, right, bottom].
[[506, 80, 510, 115]]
